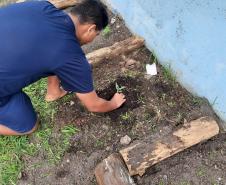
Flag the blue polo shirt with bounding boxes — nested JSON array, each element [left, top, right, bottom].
[[0, 1, 94, 102]]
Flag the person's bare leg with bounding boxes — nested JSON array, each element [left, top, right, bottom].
[[45, 76, 67, 102], [0, 121, 39, 136]]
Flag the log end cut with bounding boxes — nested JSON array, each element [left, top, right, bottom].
[[95, 153, 136, 185]]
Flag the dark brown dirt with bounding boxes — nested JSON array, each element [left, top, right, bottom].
[[96, 76, 143, 122], [18, 6, 226, 185]]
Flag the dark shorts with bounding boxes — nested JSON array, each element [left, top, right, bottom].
[[0, 92, 37, 133]]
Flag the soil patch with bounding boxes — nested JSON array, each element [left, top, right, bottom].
[[97, 76, 142, 123]]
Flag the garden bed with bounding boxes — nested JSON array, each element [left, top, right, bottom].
[[16, 10, 226, 185]]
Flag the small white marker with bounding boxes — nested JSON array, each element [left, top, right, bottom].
[[146, 63, 157, 76]]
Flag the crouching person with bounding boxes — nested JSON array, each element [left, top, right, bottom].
[[0, 0, 126, 136]]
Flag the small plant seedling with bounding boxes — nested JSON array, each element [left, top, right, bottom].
[[115, 82, 126, 93], [102, 25, 111, 37], [121, 112, 130, 121], [196, 167, 206, 177], [95, 139, 104, 148], [137, 95, 145, 104], [120, 112, 134, 124], [158, 179, 165, 185]]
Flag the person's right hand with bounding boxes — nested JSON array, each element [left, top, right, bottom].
[[110, 93, 126, 109]]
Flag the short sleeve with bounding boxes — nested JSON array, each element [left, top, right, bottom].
[[55, 55, 94, 93]]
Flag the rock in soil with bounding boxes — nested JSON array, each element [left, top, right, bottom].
[[125, 58, 137, 68], [120, 135, 132, 145]]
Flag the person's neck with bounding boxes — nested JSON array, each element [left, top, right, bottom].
[[68, 13, 80, 35]]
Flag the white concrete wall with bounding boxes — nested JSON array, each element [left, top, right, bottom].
[[104, 0, 226, 128]]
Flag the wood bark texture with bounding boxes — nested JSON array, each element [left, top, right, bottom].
[[120, 117, 219, 176], [87, 36, 145, 67]]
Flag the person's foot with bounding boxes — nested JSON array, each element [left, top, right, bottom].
[[45, 88, 67, 102]]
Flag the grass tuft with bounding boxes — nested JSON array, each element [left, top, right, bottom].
[[0, 136, 36, 185], [162, 64, 176, 84]]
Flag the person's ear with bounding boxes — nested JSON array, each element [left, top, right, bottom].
[[88, 24, 97, 34]]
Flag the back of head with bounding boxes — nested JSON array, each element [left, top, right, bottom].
[[70, 0, 109, 31]]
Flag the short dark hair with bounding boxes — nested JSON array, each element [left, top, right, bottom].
[[70, 0, 109, 31]]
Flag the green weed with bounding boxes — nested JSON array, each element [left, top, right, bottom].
[[102, 25, 111, 37], [192, 96, 204, 106], [121, 112, 131, 121], [196, 167, 206, 177], [158, 179, 165, 185], [162, 64, 176, 84], [150, 52, 158, 64], [94, 139, 104, 148], [137, 95, 145, 104]]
